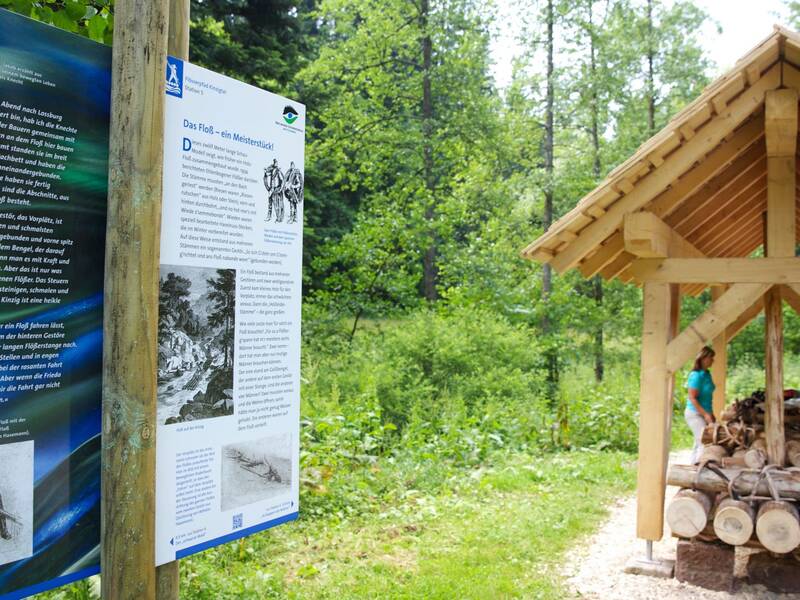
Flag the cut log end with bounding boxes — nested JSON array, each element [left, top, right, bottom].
[[667, 489, 713, 538], [713, 498, 755, 546], [756, 500, 800, 554]]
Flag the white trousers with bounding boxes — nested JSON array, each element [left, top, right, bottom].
[[684, 409, 707, 464]]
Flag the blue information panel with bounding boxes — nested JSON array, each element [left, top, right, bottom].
[[0, 9, 110, 600]]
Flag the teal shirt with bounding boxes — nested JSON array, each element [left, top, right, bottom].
[[686, 369, 715, 414]]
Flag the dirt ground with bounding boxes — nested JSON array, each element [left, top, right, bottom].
[[563, 450, 800, 599]]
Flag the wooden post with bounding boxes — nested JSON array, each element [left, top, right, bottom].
[[102, 1, 169, 598], [155, 1, 189, 597], [637, 282, 671, 540], [765, 285, 785, 465], [711, 286, 728, 418], [763, 88, 797, 466], [168, 0, 190, 59], [665, 283, 681, 460]]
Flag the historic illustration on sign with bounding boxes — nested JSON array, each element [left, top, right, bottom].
[[263, 160, 304, 224], [220, 435, 292, 511], [0, 441, 33, 567], [264, 159, 286, 223], [284, 161, 304, 224], [158, 265, 236, 425]]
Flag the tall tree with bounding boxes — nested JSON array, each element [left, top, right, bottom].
[[189, 0, 319, 91], [301, 0, 502, 332]]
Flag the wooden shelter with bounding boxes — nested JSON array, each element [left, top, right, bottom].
[[522, 26, 800, 542]]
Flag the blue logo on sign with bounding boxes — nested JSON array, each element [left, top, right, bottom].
[[166, 57, 183, 98]]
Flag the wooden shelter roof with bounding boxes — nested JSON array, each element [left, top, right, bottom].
[[521, 26, 800, 295]]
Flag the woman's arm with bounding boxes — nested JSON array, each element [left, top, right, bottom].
[[688, 387, 715, 424]]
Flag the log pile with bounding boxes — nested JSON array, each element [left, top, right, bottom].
[[666, 390, 800, 554]]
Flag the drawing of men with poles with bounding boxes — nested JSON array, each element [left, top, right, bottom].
[[263, 159, 285, 222], [283, 161, 304, 224]]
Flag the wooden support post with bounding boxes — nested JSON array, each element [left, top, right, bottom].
[[156, 0, 189, 598], [763, 88, 797, 466], [766, 89, 798, 258], [765, 286, 786, 465], [711, 286, 728, 418], [637, 282, 671, 541], [102, 1, 168, 599], [666, 283, 770, 372], [666, 283, 681, 459]]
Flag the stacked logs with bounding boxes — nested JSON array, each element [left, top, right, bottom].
[[665, 390, 800, 554]]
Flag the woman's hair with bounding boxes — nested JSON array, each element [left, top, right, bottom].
[[693, 346, 716, 371]]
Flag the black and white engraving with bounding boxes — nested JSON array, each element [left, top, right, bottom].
[[0, 441, 33, 567], [283, 161, 304, 224], [221, 434, 292, 511], [158, 265, 236, 425], [263, 159, 285, 223], [263, 160, 304, 224]]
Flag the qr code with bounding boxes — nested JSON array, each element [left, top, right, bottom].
[[232, 513, 243, 530]]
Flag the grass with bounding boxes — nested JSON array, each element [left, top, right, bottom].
[[173, 449, 635, 600]]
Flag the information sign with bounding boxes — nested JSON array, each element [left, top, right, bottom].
[[0, 9, 110, 600], [155, 57, 304, 565]]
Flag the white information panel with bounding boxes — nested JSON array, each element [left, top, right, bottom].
[[155, 57, 303, 565]]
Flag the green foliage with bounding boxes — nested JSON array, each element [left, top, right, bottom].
[[2, 0, 113, 43], [189, 0, 318, 92], [176, 450, 635, 600]]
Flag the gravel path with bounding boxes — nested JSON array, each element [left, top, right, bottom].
[[563, 450, 800, 599]]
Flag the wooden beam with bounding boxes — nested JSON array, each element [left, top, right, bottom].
[[665, 144, 766, 232], [695, 200, 768, 259], [666, 283, 681, 463], [574, 117, 766, 278], [725, 296, 764, 341], [600, 250, 637, 280], [682, 175, 767, 245], [666, 283, 772, 372], [711, 286, 728, 418], [637, 282, 672, 541], [766, 88, 798, 257], [623, 212, 704, 258], [549, 67, 780, 273], [763, 89, 795, 466], [578, 235, 625, 277], [782, 283, 800, 314], [701, 199, 767, 257], [629, 258, 800, 284], [767, 156, 797, 256], [102, 0, 169, 598], [765, 286, 786, 465], [765, 89, 799, 157]]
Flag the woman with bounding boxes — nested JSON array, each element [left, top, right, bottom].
[[685, 346, 716, 464]]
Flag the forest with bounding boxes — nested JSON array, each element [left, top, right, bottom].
[[14, 0, 800, 597]]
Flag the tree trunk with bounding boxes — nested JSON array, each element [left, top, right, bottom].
[[542, 0, 558, 401], [543, 0, 554, 301], [588, 2, 604, 382], [646, 0, 656, 135], [421, 0, 437, 301], [668, 464, 800, 499]]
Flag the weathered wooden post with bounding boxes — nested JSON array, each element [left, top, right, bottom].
[[156, 1, 189, 597], [763, 87, 798, 466], [636, 282, 671, 541], [101, 0, 169, 598], [710, 286, 728, 418]]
